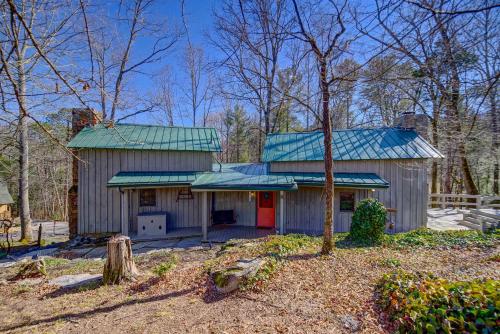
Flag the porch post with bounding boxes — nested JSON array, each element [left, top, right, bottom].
[[120, 189, 129, 236], [279, 191, 284, 234], [202, 191, 208, 241]]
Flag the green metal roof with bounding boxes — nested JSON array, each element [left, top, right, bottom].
[[106, 164, 389, 191], [0, 182, 14, 204], [68, 123, 221, 152], [262, 128, 443, 162], [191, 163, 297, 191], [108, 171, 197, 188], [273, 172, 389, 188]]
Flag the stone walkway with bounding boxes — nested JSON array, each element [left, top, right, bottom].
[[1, 209, 474, 266]]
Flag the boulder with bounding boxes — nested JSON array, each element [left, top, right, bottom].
[[211, 258, 265, 294], [49, 274, 102, 288]]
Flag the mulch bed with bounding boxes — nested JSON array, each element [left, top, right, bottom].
[[0, 240, 498, 333]]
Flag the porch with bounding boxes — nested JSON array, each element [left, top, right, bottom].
[[130, 225, 276, 243]]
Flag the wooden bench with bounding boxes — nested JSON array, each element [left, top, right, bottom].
[[212, 210, 236, 225]]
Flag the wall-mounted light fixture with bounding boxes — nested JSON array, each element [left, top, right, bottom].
[[249, 191, 256, 202]]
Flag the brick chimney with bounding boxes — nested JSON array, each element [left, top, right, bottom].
[[394, 111, 429, 140], [68, 108, 98, 237]]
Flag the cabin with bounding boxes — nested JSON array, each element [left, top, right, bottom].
[[67, 112, 442, 241], [0, 181, 14, 220]]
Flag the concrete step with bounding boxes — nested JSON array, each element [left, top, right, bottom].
[[463, 216, 482, 224], [458, 220, 482, 231], [464, 212, 500, 228], [464, 214, 499, 224], [460, 218, 498, 231], [470, 209, 500, 221]]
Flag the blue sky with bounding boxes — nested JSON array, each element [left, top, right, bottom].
[[121, 0, 221, 126]]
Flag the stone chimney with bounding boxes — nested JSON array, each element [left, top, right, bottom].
[[394, 111, 429, 140], [68, 108, 98, 237]]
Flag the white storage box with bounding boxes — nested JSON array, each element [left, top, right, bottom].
[[137, 212, 167, 237]]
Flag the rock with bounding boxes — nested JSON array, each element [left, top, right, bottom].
[[17, 277, 44, 286], [49, 274, 102, 288], [14, 259, 47, 280], [211, 258, 265, 294], [339, 315, 361, 332]]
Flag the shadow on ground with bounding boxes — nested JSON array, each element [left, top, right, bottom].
[[2, 287, 196, 332]]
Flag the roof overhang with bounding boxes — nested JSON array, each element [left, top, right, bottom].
[[191, 171, 298, 192], [272, 172, 390, 189], [107, 171, 197, 188], [106, 167, 389, 192]]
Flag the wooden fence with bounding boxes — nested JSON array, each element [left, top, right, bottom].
[[429, 193, 500, 209]]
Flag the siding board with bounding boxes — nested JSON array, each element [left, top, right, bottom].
[[77, 149, 213, 234], [276, 159, 428, 233]]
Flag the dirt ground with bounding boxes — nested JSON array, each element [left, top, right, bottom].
[[0, 237, 498, 334]]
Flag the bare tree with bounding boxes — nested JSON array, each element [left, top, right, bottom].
[[292, 0, 349, 254], [212, 0, 294, 156], [468, 3, 499, 194], [155, 68, 176, 126], [364, 0, 481, 194], [85, 0, 181, 121], [0, 0, 83, 241]]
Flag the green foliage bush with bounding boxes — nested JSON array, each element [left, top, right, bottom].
[[376, 271, 499, 333], [152, 255, 178, 277], [387, 228, 499, 249], [349, 198, 387, 245]]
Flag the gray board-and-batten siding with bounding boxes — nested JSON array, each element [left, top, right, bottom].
[[78, 149, 427, 235], [77, 148, 212, 234], [272, 159, 428, 233]]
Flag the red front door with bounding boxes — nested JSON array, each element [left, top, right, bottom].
[[257, 191, 275, 228]]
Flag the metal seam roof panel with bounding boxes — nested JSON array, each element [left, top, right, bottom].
[[68, 124, 222, 152], [262, 128, 442, 162]]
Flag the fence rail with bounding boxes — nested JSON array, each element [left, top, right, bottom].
[[429, 193, 500, 209]]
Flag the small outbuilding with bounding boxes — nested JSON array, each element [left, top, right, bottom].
[[0, 181, 14, 220]]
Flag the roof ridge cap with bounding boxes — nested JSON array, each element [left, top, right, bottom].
[[113, 122, 217, 130]]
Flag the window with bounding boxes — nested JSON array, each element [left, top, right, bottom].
[[139, 189, 156, 207], [339, 192, 355, 212]]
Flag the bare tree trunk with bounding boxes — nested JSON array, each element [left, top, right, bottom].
[[435, 13, 479, 195], [18, 64, 32, 241], [320, 61, 334, 254], [490, 90, 499, 194], [430, 99, 440, 198]]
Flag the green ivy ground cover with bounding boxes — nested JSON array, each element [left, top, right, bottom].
[[376, 271, 499, 333]]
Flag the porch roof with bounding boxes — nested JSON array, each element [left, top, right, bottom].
[[274, 172, 390, 189], [107, 171, 197, 188], [191, 163, 298, 191], [106, 164, 389, 191]]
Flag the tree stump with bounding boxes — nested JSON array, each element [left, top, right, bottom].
[[15, 259, 47, 280], [103, 235, 139, 285]]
